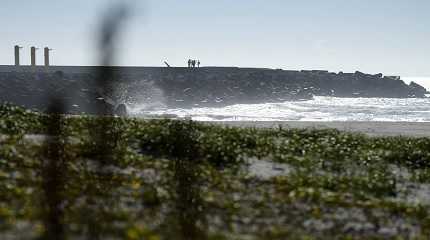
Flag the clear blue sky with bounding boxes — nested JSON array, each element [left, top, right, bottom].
[[1, 0, 429, 78]]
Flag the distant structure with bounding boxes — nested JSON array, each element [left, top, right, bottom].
[[14, 45, 23, 66], [44, 47, 53, 66], [30, 46, 39, 66]]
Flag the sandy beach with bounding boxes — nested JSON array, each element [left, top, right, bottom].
[[209, 121, 430, 137]]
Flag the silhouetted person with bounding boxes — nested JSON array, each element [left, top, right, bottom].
[[192, 60, 196, 68], [197, 60, 200, 68], [188, 59, 192, 68]]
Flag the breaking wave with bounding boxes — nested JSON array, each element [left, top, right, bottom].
[[129, 96, 430, 122]]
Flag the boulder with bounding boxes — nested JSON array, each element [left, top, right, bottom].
[[115, 104, 128, 116], [409, 81, 428, 96]]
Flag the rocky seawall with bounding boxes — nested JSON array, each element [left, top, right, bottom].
[[0, 66, 427, 114]]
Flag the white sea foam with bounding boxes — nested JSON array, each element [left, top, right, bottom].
[[130, 96, 430, 122]]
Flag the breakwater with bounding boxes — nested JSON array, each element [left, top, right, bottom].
[[0, 65, 427, 114]]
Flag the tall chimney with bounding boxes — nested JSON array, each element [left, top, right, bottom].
[[31, 46, 38, 66], [14, 45, 22, 66], [44, 47, 52, 66]]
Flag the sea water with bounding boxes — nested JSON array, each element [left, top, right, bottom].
[[130, 96, 430, 122]]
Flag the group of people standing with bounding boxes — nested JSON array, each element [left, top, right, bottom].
[[188, 59, 200, 68]]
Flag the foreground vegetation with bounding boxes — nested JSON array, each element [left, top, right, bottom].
[[1, 104, 430, 239]]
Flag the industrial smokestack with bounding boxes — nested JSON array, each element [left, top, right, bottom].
[[31, 46, 39, 66], [44, 47, 53, 66], [14, 45, 22, 66]]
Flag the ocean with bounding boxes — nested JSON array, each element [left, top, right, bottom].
[[130, 96, 430, 122]]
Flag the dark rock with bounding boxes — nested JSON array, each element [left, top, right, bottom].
[[409, 81, 427, 96], [115, 104, 127, 116], [94, 98, 115, 115], [374, 73, 383, 78]]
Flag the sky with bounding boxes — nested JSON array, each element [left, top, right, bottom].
[[0, 0, 429, 87]]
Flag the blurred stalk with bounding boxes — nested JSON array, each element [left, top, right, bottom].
[[83, 4, 131, 239], [42, 98, 66, 240]]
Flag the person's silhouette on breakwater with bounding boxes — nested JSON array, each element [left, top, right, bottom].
[[187, 59, 200, 68]]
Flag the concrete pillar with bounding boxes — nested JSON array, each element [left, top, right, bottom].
[[31, 46, 38, 66], [44, 47, 51, 66], [43, 47, 53, 67], [14, 45, 22, 66]]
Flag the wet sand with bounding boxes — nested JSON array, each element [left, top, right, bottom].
[[209, 121, 430, 137]]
